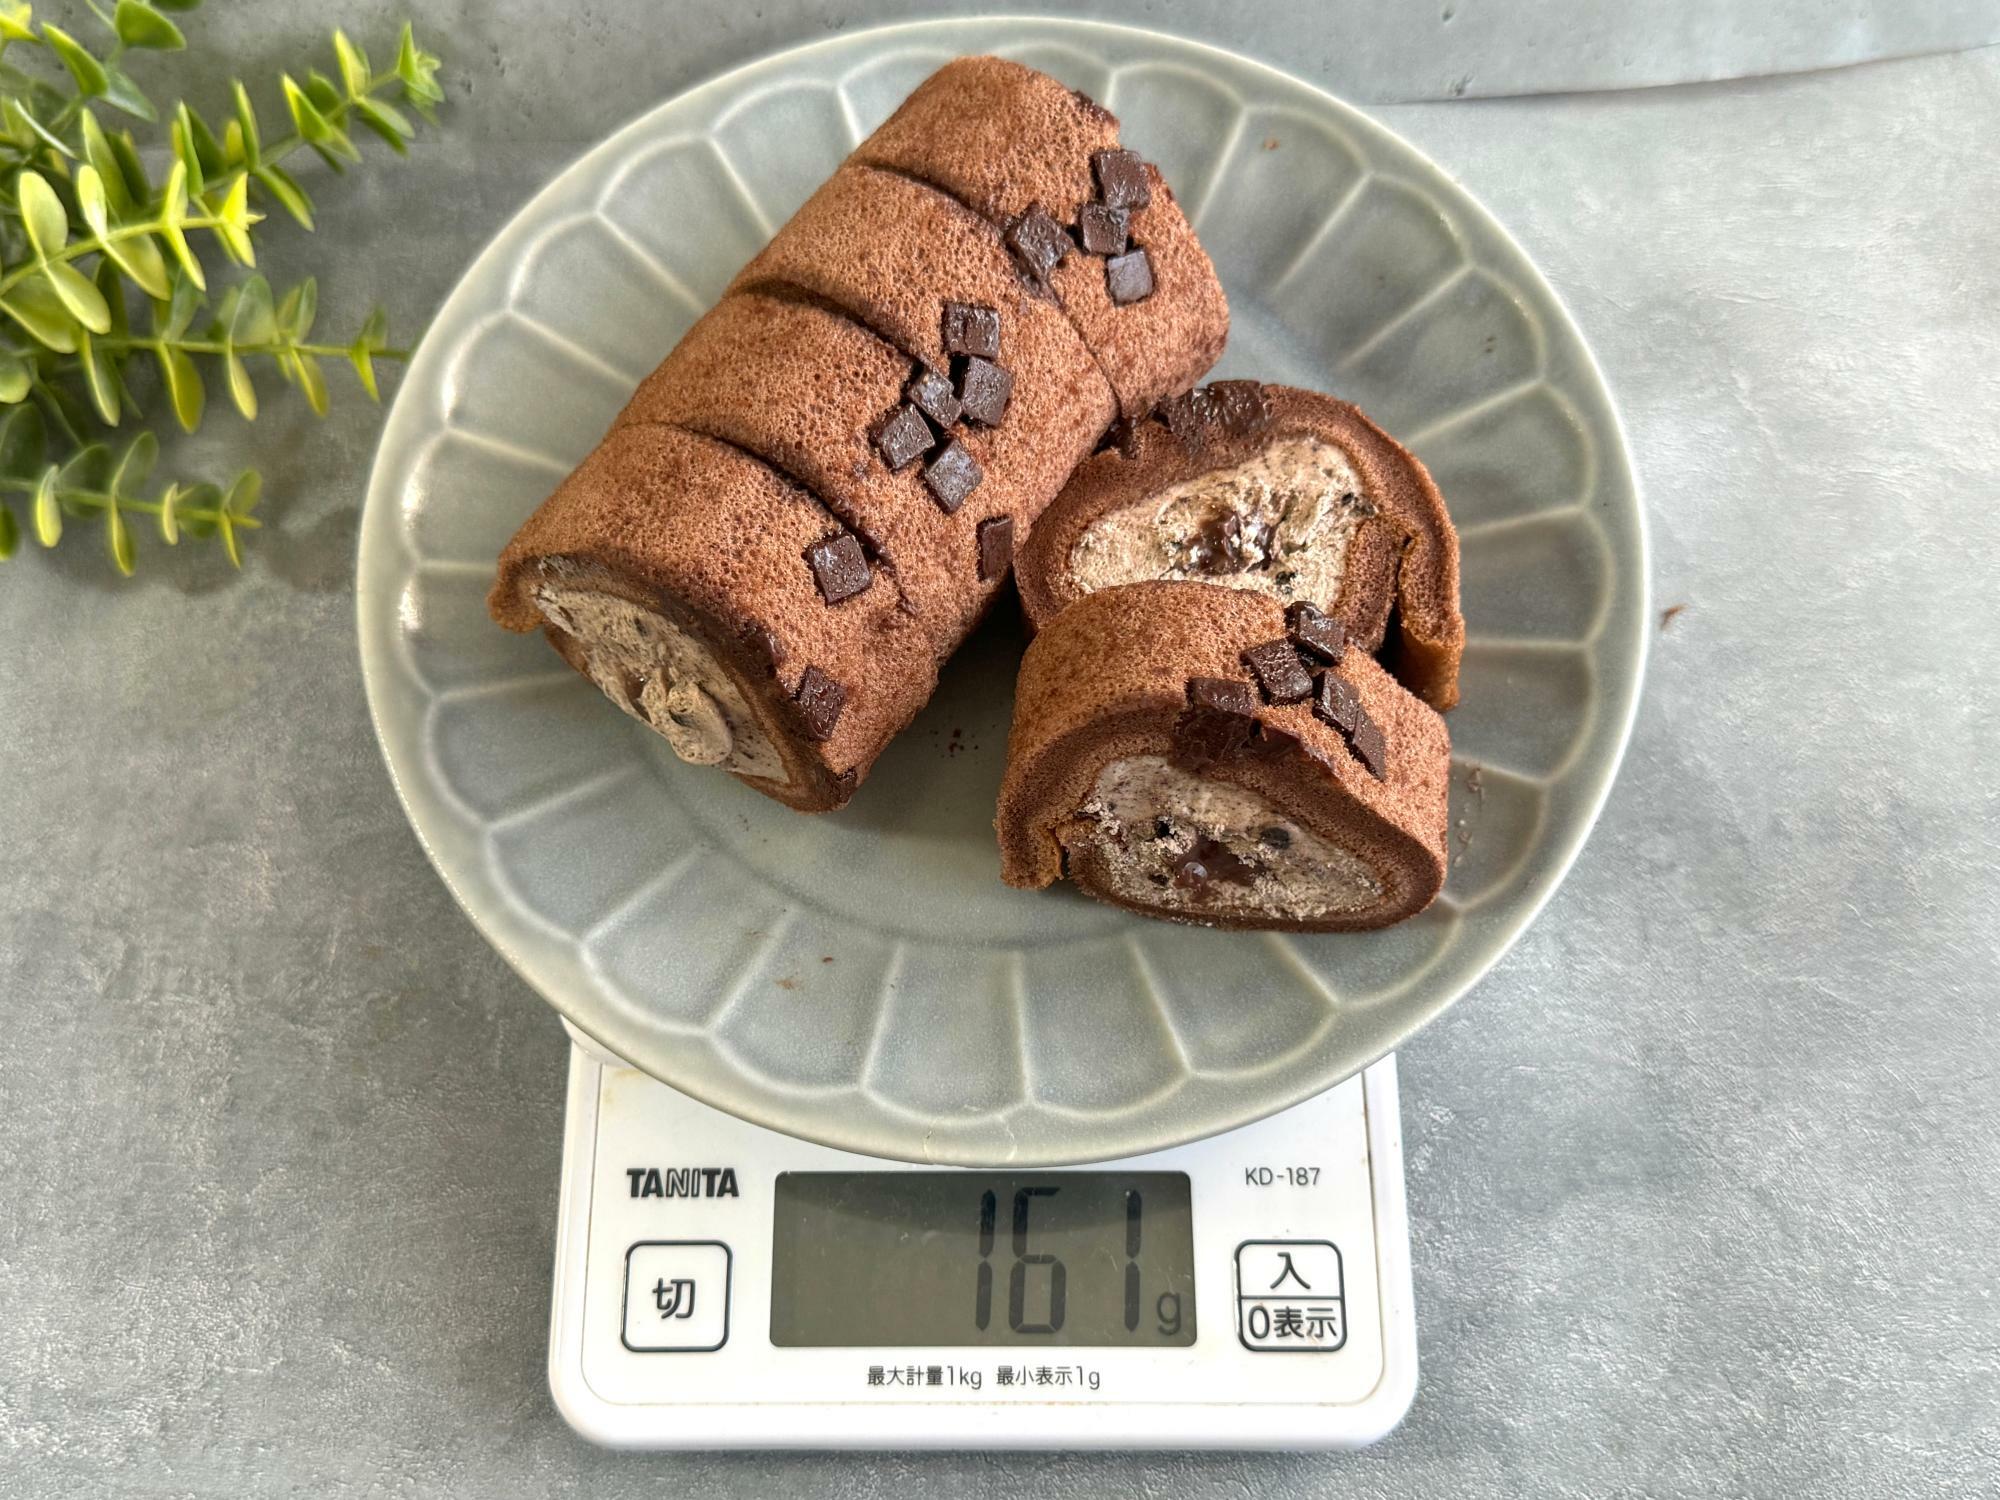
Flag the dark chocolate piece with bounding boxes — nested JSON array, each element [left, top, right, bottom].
[[956, 356, 1013, 427], [1159, 388, 1211, 449], [1242, 639, 1314, 703], [874, 402, 934, 471], [1076, 202, 1129, 256], [1187, 509, 1274, 574], [805, 532, 872, 604], [793, 664, 845, 742], [1287, 605, 1349, 665], [922, 438, 983, 514], [1348, 713, 1388, 780], [1170, 835, 1261, 891], [906, 368, 961, 428], [1173, 675, 1261, 770], [940, 301, 1001, 360], [1105, 247, 1154, 305], [976, 515, 1015, 582], [746, 624, 786, 675], [1092, 148, 1152, 211], [1259, 826, 1293, 850], [1006, 204, 1073, 285], [1207, 379, 1271, 436], [1314, 671, 1364, 735]]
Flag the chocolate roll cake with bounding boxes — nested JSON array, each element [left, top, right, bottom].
[[492, 59, 1228, 811], [1015, 382, 1465, 711], [997, 581, 1450, 931]]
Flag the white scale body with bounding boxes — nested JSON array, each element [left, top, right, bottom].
[[550, 1033, 1416, 1450]]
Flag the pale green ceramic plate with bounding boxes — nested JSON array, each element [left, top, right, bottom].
[[358, 18, 1647, 1165]]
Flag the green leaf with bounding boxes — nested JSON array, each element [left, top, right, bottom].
[[42, 24, 109, 96], [395, 22, 443, 119], [0, 404, 44, 476], [32, 464, 60, 546], [80, 111, 133, 214], [158, 160, 204, 289], [78, 332, 119, 424], [0, 4, 36, 44], [110, 126, 152, 204], [334, 30, 370, 96], [225, 468, 260, 516], [111, 429, 157, 495], [276, 276, 315, 338], [151, 0, 202, 11], [114, 0, 185, 49], [170, 109, 204, 192], [16, 170, 67, 258], [291, 351, 327, 415], [224, 350, 255, 418], [219, 273, 275, 345], [207, 172, 257, 264], [351, 97, 411, 154], [281, 73, 332, 142], [0, 503, 16, 559], [217, 510, 239, 566], [158, 343, 202, 430], [46, 260, 112, 333], [4, 97, 74, 158], [251, 162, 313, 229], [158, 482, 180, 543], [0, 351, 28, 403], [154, 269, 202, 338], [106, 500, 134, 574], [175, 480, 219, 537], [100, 64, 157, 122], [304, 70, 342, 116], [177, 100, 225, 175], [348, 306, 389, 400], [59, 441, 111, 492], [231, 79, 260, 164], [0, 278, 79, 352], [101, 226, 171, 301], [77, 164, 111, 238]]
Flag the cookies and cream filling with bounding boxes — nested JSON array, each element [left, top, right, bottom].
[[1065, 754, 1382, 919], [1067, 436, 1376, 606], [534, 585, 789, 785]]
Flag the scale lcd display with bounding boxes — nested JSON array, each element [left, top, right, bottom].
[[769, 1172, 1197, 1348]]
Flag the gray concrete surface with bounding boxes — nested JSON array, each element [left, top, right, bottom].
[[4, 4, 1998, 1496]]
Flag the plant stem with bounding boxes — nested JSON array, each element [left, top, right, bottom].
[[95, 333, 413, 360], [0, 214, 232, 302], [0, 473, 261, 527]]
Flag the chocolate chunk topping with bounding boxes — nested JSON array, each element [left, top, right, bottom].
[[804, 532, 871, 604], [1348, 713, 1389, 780], [1170, 835, 1261, 892], [1259, 826, 1292, 850], [1092, 148, 1152, 211], [955, 355, 1013, 427], [1187, 676, 1259, 718], [1076, 202, 1129, 256], [1006, 204, 1073, 285], [906, 368, 961, 428], [1105, 247, 1154, 305], [922, 438, 983, 514], [1207, 380, 1271, 436], [976, 515, 1015, 582], [793, 665, 845, 742], [940, 301, 1001, 360], [1287, 605, 1349, 665], [746, 624, 786, 675], [1159, 389, 1211, 450], [1187, 509, 1275, 574], [874, 402, 934, 471], [1314, 671, 1364, 735], [1173, 676, 1261, 771], [1242, 639, 1314, 703]]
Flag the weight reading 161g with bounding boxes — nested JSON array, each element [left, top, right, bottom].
[[971, 1187, 1183, 1338]]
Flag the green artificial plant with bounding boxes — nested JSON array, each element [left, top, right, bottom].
[[0, 0, 443, 572]]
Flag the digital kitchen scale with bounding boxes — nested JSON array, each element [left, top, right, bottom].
[[549, 1028, 1416, 1450]]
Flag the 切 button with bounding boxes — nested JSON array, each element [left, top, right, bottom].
[[623, 1241, 731, 1352]]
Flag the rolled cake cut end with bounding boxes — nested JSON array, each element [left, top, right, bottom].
[[490, 425, 937, 812], [1015, 383, 1464, 711], [996, 581, 1449, 931]]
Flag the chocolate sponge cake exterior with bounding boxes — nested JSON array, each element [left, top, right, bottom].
[[1016, 382, 1465, 712], [997, 581, 1449, 931], [490, 59, 1228, 811], [855, 57, 1229, 417]]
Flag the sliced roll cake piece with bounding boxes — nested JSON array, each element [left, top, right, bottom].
[[1015, 382, 1464, 710], [997, 581, 1449, 931], [491, 426, 936, 813]]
